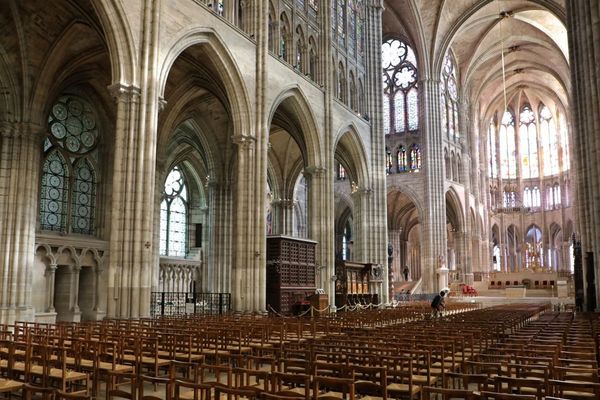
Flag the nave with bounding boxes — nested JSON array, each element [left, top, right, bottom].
[[1, 304, 599, 400]]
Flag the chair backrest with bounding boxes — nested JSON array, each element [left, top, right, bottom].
[[106, 371, 137, 400], [214, 385, 258, 400], [23, 383, 56, 400], [479, 391, 537, 400], [422, 386, 477, 400], [173, 380, 211, 400], [138, 375, 172, 400], [55, 390, 91, 400], [312, 375, 355, 400], [548, 379, 600, 398]]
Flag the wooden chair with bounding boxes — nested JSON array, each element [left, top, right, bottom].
[[421, 386, 478, 400], [138, 375, 172, 400], [22, 383, 56, 400], [214, 385, 258, 400], [443, 371, 494, 392], [353, 381, 387, 400], [173, 380, 212, 400], [548, 379, 600, 399], [312, 376, 355, 400], [385, 356, 420, 400], [493, 376, 544, 400], [105, 370, 137, 400], [261, 392, 305, 400], [55, 390, 91, 400], [233, 367, 270, 393], [269, 371, 311, 400], [478, 391, 536, 400]]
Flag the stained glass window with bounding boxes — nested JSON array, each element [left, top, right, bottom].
[[383, 94, 390, 135], [409, 144, 421, 170], [356, 0, 364, 55], [338, 63, 346, 101], [71, 159, 95, 234], [280, 14, 289, 61], [519, 104, 538, 179], [499, 111, 516, 179], [160, 166, 188, 257], [216, 0, 224, 16], [308, 44, 317, 80], [539, 104, 556, 176], [553, 183, 561, 207], [523, 187, 532, 207], [40, 151, 69, 231], [532, 186, 540, 208], [382, 38, 419, 134], [337, 0, 346, 46], [349, 0, 356, 56], [397, 146, 407, 172], [386, 148, 393, 174], [40, 95, 98, 235], [441, 52, 459, 141], [488, 117, 497, 178], [337, 163, 346, 180], [559, 112, 570, 172]]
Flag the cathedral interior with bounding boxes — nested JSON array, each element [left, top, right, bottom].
[[0, 0, 599, 324]]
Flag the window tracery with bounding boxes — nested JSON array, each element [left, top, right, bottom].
[[382, 38, 419, 135], [40, 95, 98, 235], [160, 166, 188, 257]]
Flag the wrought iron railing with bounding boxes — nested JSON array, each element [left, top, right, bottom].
[[150, 292, 231, 316]]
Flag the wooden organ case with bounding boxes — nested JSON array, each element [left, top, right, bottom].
[[266, 235, 317, 314]]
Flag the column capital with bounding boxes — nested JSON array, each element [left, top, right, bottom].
[[304, 165, 327, 177], [107, 83, 141, 104], [232, 134, 256, 149], [366, 0, 384, 10]]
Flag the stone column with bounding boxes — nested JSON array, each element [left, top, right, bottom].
[[0, 122, 42, 324], [364, 0, 389, 302], [305, 166, 335, 304], [350, 186, 370, 262], [45, 263, 58, 313], [567, 0, 600, 309], [72, 264, 81, 317], [204, 179, 232, 294], [93, 264, 104, 312], [421, 79, 447, 293]]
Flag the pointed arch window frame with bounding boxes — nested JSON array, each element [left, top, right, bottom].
[[382, 38, 419, 135], [160, 165, 189, 257]]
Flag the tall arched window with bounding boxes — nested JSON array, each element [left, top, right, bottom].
[[523, 187, 532, 207], [40, 95, 99, 235], [385, 147, 393, 174], [335, 0, 346, 47], [409, 144, 421, 170], [532, 186, 540, 208], [279, 13, 290, 61], [397, 146, 407, 172], [559, 112, 570, 172], [308, 37, 317, 81], [382, 38, 419, 135], [160, 166, 188, 257], [349, 72, 357, 111], [295, 25, 305, 71], [519, 104, 538, 179], [488, 116, 498, 178], [441, 52, 459, 141], [553, 183, 561, 207], [338, 62, 346, 101], [499, 110, 516, 179], [539, 104, 558, 176]]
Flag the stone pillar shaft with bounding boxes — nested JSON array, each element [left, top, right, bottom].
[[0, 123, 41, 324]]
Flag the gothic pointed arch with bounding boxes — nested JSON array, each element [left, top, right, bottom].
[[158, 29, 253, 141]]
